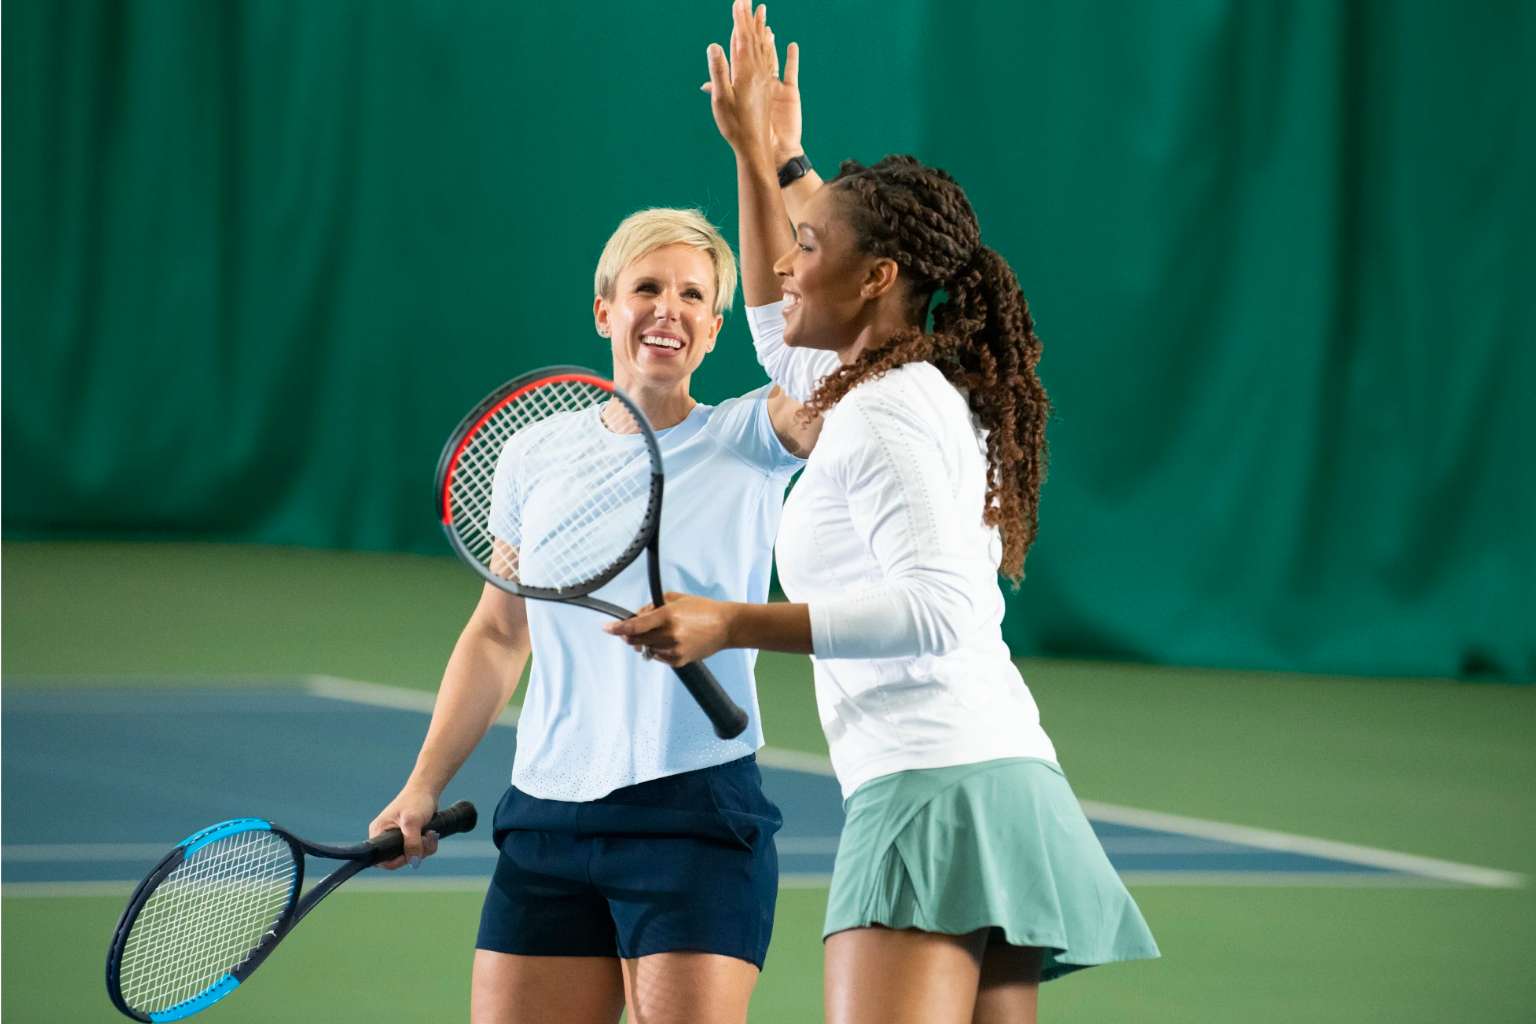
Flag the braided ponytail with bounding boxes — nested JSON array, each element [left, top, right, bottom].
[[802, 157, 1050, 580]]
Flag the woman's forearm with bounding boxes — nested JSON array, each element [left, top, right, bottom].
[[780, 166, 825, 226], [726, 600, 814, 655], [406, 620, 530, 797], [736, 149, 797, 306]]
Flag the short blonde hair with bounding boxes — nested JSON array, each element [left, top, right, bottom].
[[594, 208, 738, 316]]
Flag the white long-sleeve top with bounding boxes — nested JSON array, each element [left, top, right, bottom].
[[751, 301, 1057, 798]]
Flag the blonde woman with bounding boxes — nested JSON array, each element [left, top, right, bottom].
[[370, 208, 820, 1024]]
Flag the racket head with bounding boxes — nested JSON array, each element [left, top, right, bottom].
[[106, 819, 303, 1022], [437, 366, 664, 601]]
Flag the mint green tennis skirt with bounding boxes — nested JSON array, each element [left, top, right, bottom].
[[824, 757, 1159, 981]]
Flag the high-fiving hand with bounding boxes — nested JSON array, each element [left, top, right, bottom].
[[703, 0, 803, 163]]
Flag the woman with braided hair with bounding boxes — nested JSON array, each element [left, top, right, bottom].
[[609, 3, 1158, 1020]]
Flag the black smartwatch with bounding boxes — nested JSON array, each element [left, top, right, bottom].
[[777, 154, 814, 188]]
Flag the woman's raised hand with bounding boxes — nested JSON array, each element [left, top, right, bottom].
[[769, 39, 803, 164], [704, 1, 800, 162]]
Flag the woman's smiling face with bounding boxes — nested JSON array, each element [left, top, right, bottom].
[[771, 185, 878, 353], [596, 243, 723, 388]]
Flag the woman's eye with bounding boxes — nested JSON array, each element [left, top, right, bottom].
[[685, 290, 703, 300], [635, 283, 658, 293], [798, 244, 813, 253]]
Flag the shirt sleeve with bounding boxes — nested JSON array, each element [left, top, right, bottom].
[[809, 390, 988, 660], [746, 300, 844, 403], [488, 436, 522, 546], [708, 385, 807, 477]]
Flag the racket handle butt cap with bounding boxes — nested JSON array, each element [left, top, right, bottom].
[[673, 662, 749, 740], [714, 707, 749, 740], [426, 800, 478, 839]]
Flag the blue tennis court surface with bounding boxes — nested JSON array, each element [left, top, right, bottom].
[[2, 684, 1521, 891]]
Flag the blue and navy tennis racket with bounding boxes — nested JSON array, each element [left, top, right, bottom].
[[105, 800, 476, 1021]]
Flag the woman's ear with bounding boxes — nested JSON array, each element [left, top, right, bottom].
[[705, 313, 724, 353], [860, 257, 901, 301], [593, 295, 612, 338]]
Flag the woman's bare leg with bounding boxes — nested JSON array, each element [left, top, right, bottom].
[[620, 952, 760, 1024], [825, 925, 991, 1024], [972, 941, 1042, 1024], [470, 951, 625, 1024]]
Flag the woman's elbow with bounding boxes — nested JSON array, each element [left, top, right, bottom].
[[903, 587, 979, 657]]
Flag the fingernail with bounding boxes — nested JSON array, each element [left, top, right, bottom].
[[409, 856, 421, 869]]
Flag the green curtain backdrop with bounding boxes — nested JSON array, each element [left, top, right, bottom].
[[6, 0, 1533, 682]]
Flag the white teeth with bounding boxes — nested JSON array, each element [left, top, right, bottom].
[[641, 336, 683, 350], [783, 295, 801, 314]]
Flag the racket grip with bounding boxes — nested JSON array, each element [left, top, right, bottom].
[[674, 662, 749, 739], [367, 800, 478, 863], [425, 800, 479, 839]]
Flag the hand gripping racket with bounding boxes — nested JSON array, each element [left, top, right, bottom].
[[105, 801, 477, 1022], [436, 365, 749, 739]]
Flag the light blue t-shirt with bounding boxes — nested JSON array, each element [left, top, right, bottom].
[[495, 386, 803, 801]]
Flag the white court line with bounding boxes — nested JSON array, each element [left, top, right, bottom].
[[0, 834, 1376, 863], [776, 837, 841, 855], [1075, 801, 1525, 889], [307, 675, 522, 727], [779, 871, 1479, 890], [4, 882, 141, 899], [4, 844, 178, 862], [15, 676, 1518, 891], [773, 739, 1526, 888], [753, 746, 840, 775], [1, 843, 500, 862], [304, 675, 1527, 890], [0, 869, 1489, 900]]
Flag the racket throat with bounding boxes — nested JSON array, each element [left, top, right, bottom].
[[567, 595, 635, 620]]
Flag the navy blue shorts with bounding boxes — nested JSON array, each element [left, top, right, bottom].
[[475, 755, 782, 968]]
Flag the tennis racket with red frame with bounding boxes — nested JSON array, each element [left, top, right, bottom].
[[436, 365, 748, 739]]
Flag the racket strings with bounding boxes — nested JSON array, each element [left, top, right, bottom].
[[119, 830, 297, 1014], [449, 379, 654, 590]]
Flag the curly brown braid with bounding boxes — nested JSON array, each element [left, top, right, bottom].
[[802, 155, 1050, 581]]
